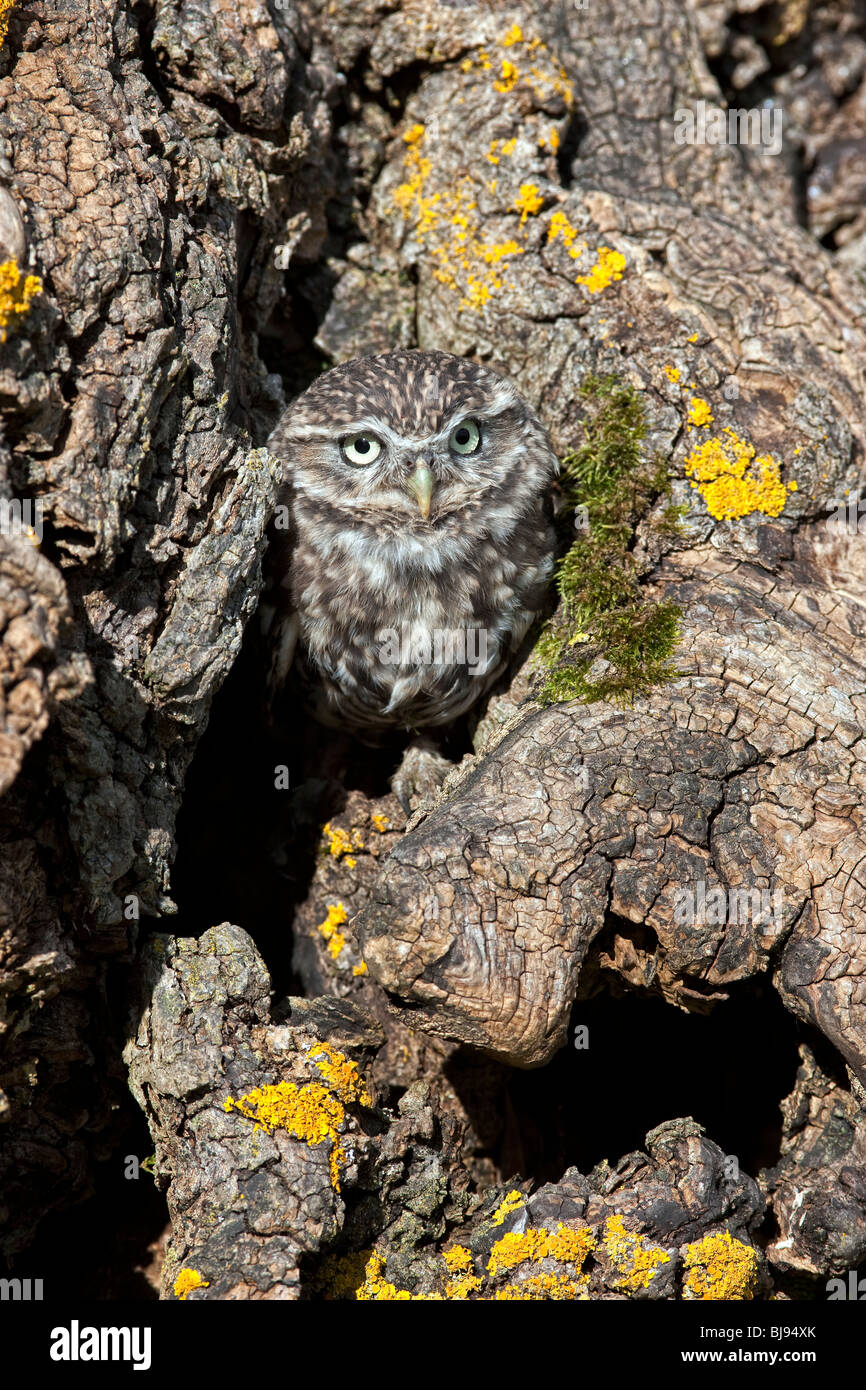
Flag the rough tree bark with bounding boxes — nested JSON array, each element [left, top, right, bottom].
[[2, 0, 865, 1298]]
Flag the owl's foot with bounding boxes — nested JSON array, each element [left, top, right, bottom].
[[391, 738, 452, 817]]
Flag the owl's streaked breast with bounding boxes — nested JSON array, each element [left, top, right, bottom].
[[266, 348, 558, 737]]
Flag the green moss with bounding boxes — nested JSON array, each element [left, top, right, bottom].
[[534, 374, 683, 706]]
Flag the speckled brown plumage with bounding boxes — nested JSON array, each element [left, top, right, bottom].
[[264, 348, 558, 739]]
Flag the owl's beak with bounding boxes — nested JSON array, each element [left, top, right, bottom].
[[407, 460, 434, 520]]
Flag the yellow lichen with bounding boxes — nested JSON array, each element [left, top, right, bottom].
[[173, 1268, 210, 1300], [538, 128, 561, 151], [354, 1224, 595, 1301], [480, 240, 521, 265], [514, 183, 544, 223], [393, 130, 436, 228], [224, 1080, 348, 1189], [487, 137, 517, 164], [322, 820, 368, 872], [322, 822, 365, 860], [603, 1215, 671, 1291], [356, 1252, 411, 1300], [446, 1272, 483, 1299], [683, 1231, 760, 1300], [443, 1253, 484, 1300], [487, 1231, 539, 1274], [494, 57, 520, 93], [352, 961, 368, 977], [575, 246, 626, 294], [354, 1248, 477, 1300], [316, 901, 348, 959], [0, 0, 14, 49], [0, 259, 42, 343], [323, 822, 350, 856], [664, 364, 681, 384], [371, 813, 389, 832], [493, 1272, 585, 1300], [309, 1041, 371, 1108], [459, 27, 573, 106], [546, 1225, 598, 1264], [684, 428, 795, 520], [488, 1224, 596, 1277], [392, 127, 525, 311], [355, 1251, 443, 1301], [547, 209, 585, 259], [491, 1189, 525, 1225], [391, 28, 574, 313], [443, 1245, 474, 1273], [687, 396, 714, 427]]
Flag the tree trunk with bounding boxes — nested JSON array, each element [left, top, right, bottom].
[[2, 0, 865, 1299]]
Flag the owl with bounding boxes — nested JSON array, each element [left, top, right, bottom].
[[263, 348, 558, 801]]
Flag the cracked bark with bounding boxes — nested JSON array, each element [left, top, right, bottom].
[[2, 0, 865, 1296]]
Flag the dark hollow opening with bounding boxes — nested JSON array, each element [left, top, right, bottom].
[[7, 1089, 168, 1301], [444, 975, 805, 1188], [167, 611, 474, 995]]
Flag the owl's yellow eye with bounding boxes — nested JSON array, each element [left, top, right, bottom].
[[449, 419, 481, 455], [342, 433, 382, 465]]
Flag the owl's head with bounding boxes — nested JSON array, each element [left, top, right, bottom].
[[272, 349, 557, 533]]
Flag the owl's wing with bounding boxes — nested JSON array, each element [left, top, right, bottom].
[[261, 477, 299, 710], [261, 600, 299, 699]]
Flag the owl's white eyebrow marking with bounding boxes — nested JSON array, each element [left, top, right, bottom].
[[293, 382, 520, 451], [481, 380, 522, 417]]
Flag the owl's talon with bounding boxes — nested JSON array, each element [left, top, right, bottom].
[[391, 741, 453, 817]]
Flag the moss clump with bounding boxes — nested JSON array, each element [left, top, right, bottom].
[[534, 374, 683, 706]]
